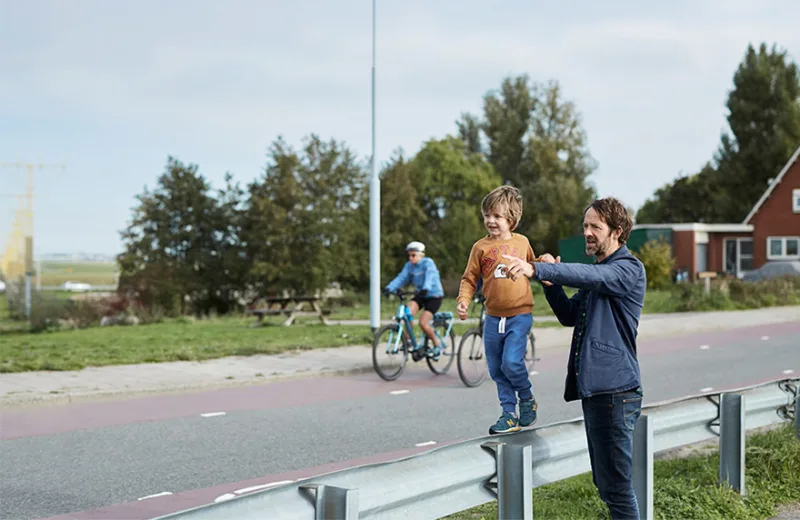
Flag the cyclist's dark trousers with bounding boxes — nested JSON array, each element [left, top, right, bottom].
[[483, 314, 533, 414]]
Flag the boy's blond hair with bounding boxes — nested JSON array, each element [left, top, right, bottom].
[[481, 185, 523, 231]]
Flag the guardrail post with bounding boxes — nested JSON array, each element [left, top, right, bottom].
[[719, 393, 746, 495], [482, 441, 532, 520], [632, 414, 653, 520], [299, 483, 358, 519], [795, 394, 800, 439]]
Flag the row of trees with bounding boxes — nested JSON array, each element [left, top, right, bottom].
[[637, 43, 800, 223], [117, 42, 800, 315]]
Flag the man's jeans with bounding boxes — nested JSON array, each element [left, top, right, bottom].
[[581, 389, 643, 520]]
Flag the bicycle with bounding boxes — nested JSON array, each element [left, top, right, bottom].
[[456, 292, 536, 388], [372, 289, 456, 381]]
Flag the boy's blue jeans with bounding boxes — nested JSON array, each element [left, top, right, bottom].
[[483, 314, 533, 414], [581, 390, 643, 520]]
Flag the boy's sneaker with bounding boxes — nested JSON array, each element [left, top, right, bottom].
[[489, 412, 520, 435], [519, 398, 538, 427]]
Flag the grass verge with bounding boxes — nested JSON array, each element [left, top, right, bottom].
[[0, 317, 560, 373], [442, 424, 800, 520]]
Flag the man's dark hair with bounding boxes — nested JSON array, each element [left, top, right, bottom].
[[585, 197, 633, 244]]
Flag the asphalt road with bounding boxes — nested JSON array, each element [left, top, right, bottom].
[[1, 321, 798, 520]]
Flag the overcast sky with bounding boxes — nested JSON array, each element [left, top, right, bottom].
[[1, 0, 798, 256]]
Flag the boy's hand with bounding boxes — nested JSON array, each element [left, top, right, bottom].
[[456, 301, 468, 320], [501, 254, 534, 281]]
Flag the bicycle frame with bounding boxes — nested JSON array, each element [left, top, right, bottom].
[[389, 292, 453, 354]]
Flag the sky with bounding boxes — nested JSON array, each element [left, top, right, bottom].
[[1, 1, 798, 257]]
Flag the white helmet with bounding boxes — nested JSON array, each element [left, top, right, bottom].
[[405, 241, 426, 253]]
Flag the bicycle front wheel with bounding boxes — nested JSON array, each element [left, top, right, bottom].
[[457, 328, 488, 387], [372, 324, 408, 381], [426, 327, 455, 375]]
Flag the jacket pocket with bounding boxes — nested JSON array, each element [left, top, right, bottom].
[[583, 339, 630, 394]]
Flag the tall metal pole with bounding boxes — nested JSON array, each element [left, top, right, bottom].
[[369, 0, 380, 332]]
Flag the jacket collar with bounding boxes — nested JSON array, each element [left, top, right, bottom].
[[597, 244, 629, 265]]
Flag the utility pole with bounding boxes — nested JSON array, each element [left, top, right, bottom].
[[1, 162, 65, 318], [369, 0, 381, 332]]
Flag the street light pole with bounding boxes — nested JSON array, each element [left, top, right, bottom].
[[369, 0, 380, 332]]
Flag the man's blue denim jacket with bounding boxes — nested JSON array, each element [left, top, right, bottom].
[[534, 246, 646, 402]]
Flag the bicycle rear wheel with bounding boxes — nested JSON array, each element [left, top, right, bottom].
[[426, 326, 455, 375], [457, 329, 488, 387], [525, 330, 536, 372], [372, 324, 408, 381]]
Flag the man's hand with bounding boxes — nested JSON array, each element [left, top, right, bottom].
[[537, 254, 560, 286], [456, 301, 468, 321], [501, 254, 534, 281]]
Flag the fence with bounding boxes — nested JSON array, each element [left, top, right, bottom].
[[156, 378, 799, 520]]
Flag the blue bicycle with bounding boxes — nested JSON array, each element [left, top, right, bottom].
[[372, 289, 456, 381]]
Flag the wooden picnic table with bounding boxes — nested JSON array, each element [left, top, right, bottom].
[[248, 295, 333, 326]]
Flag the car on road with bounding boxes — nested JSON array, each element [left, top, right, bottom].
[[62, 281, 92, 292]]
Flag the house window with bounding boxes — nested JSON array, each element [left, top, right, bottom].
[[724, 238, 754, 276], [794, 189, 800, 213], [767, 236, 800, 260]]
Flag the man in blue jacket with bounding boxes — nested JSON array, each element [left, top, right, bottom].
[[503, 197, 646, 520], [383, 241, 446, 355]]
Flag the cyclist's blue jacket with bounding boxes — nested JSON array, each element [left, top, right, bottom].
[[534, 246, 646, 402], [385, 257, 445, 298]]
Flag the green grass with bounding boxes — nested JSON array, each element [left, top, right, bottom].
[[331, 288, 680, 321], [442, 424, 800, 520], [37, 261, 117, 286], [0, 317, 373, 372], [0, 315, 561, 373]]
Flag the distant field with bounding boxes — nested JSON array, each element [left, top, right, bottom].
[[38, 261, 118, 287]]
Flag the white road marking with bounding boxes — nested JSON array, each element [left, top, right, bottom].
[[783, 369, 795, 375], [235, 481, 294, 494], [200, 412, 227, 418], [138, 491, 173, 501], [215, 481, 295, 503], [699, 345, 710, 350], [390, 390, 410, 395], [700, 387, 714, 393], [761, 336, 770, 340], [531, 371, 539, 375], [415, 441, 437, 447]]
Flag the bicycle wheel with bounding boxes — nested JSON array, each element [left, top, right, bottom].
[[426, 326, 455, 375], [372, 324, 408, 381], [525, 330, 536, 372], [457, 328, 488, 387]]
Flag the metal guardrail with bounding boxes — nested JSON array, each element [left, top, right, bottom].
[[155, 378, 799, 520]]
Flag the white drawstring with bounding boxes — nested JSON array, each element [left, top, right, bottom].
[[498, 317, 506, 334]]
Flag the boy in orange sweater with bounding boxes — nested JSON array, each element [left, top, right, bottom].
[[457, 185, 538, 434]]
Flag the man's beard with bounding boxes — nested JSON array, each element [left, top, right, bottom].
[[586, 237, 609, 257]]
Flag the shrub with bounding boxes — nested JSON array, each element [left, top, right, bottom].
[[634, 239, 676, 290]]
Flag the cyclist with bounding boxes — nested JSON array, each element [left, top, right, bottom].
[[383, 241, 445, 356]]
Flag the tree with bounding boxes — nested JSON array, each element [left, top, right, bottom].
[[478, 76, 597, 254], [635, 165, 717, 224], [636, 42, 800, 223], [520, 81, 598, 254], [456, 113, 483, 155], [408, 137, 501, 280], [118, 157, 241, 315], [711, 43, 800, 221], [243, 135, 367, 296], [482, 75, 535, 187]]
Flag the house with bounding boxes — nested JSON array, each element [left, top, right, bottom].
[[558, 145, 800, 280]]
